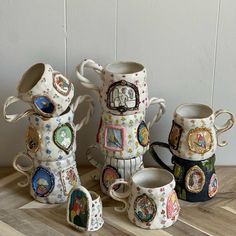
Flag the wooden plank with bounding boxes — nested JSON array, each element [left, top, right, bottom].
[[0, 221, 26, 236]]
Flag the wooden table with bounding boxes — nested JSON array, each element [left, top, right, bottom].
[[0, 166, 236, 236]]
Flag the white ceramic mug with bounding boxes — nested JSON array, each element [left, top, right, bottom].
[[4, 63, 75, 122], [67, 186, 104, 232], [13, 152, 80, 204], [97, 111, 163, 159], [169, 103, 234, 160], [76, 59, 166, 119], [26, 95, 94, 161], [86, 144, 144, 195], [109, 168, 180, 230]]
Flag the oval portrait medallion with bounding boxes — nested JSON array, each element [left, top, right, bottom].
[[137, 121, 149, 147], [32, 166, 55, 197], [25, 125, 40, 152], [102, 165, 121, 190], [53, 73, 72, 96], [208, 173, 218, 198], [53, 123, 74, 154], [185, 165, 205, 193], [33, 95, 55, 116], [134, 194, 157, 223], [167, 191, 180, 219]]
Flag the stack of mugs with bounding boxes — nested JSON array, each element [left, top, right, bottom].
[[150, 103, 234, 202], [4, 63, 94, 203], [76, 59, 166, 194]]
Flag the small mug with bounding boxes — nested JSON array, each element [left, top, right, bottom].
[[150, 142, 218, 202], [67, 186, 104, 232], [13, 152, 80, 204], [109, 168, 180, 230], [97, 110, 163, 159], [4, 63, 75, 122], [86, 144, 144, 195], [76, 59, 166, 118], [26, 95, 94, 161], [168, 103, 234, 160]]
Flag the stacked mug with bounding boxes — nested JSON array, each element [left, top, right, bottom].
[[3, 63, 94, 203], [149, 103, 234, 202], [76, 59, 166, 195]]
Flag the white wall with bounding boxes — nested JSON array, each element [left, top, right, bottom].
[[0, 0, 235, 166]]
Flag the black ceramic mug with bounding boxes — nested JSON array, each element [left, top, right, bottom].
[[149, 142, 218, 202]]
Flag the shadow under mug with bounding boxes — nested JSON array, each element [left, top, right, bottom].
[[13, 152, 80, 204], [149, 142, 218, 202], [108, 168, 180, 230]]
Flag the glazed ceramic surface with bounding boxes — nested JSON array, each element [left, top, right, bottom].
[[4, 63, 75, 122], [67, 186, 104, 232], [109, 168, 180, 230], [13, 152, 80, 204], [86, 144, 144, 195], [76, 59, 166, 120], [168, 104, 234, 160], [149, 142, 218, 202], [26, 95, 94, 161]]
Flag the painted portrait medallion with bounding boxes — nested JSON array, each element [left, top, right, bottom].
[[104, 125, 124, 151], [208, 173, 218, 198], [102, 165, 121, 190], [61, 166, 78, 195], [32, 167, 55, 197], [53, 123, 74, 153], [134, 194, 157, 223], [107, 80, 140, 113], [33, 96, 55, 115], [185, 165, 205, 193], [25, 125, 40, 152], [137, 121, 149, 147], [53, 73, 72, 96], [168, 121, 182, 150], [187, 128, 213, 154], [167, 191, 180, 219], [68, 189, 89, 230]]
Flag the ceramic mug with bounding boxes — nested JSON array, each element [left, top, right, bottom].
[[97, 111, 162, 159], [86, 144, 144, 195], [150, 142, 218, 202], [4, 63, 75, 122], [109, 168, 180, 230], [76, 59, 166, 119], [168, 103, 234, 161], [13, 152, 80, 204], [67, 186, 104, 232], [26, 95, 94, 161]]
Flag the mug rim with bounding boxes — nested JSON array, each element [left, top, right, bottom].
[[132, 167, 175, 190], [105, 61, 145, 75], [175, 103, 213, 120]]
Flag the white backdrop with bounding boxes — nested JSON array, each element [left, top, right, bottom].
[[0, 0, 235, 166]]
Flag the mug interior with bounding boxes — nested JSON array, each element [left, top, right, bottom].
[[90, 191, 99, 201], [132, 168, 173, 189], [19, 63, 45, 93], [106, 62, 144, 75], [176, 103, 213, 119]]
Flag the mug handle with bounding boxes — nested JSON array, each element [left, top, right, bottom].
[[149, 142, 173, 173], [108, 179, 130, 212], [86, 144, 103, 169], [3, 96, 35, 122], [76, 59, 103, 95], [214, 109, 235, 147], [147, 97, 166, 129], [70, 95, 94, 132], [12, 152, 33, 187]]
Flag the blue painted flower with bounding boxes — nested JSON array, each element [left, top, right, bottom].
[[46, 149, 52, 154]]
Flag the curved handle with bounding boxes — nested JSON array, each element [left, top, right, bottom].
[[108, 179, 130, 213], [76, 59, 103, 95], [86, 144, 103, 169], [214, 109, 235, 147], [147, 97, 166, 129], [3, 96, 35, 122], [71, 95, 94, 132], [149, 142, 173, 173], [12, 152, 33, 187]]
